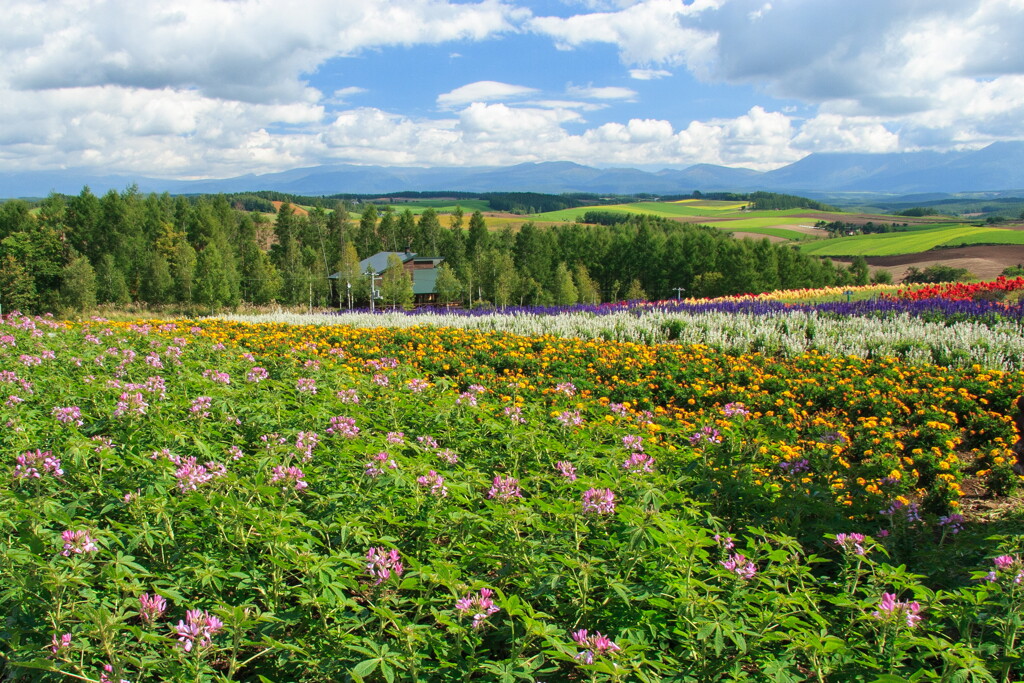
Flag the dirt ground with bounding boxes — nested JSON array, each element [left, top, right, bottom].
[[833, 245, 1024, 281]]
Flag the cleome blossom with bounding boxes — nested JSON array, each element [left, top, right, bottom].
[[455, 588, 500, 629], [572, 629, 620, 665]]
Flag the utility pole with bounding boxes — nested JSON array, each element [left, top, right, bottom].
[[674, 287, 685, 300]]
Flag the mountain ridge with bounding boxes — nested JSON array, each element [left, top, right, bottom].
[[5, 142, 1024, 198]]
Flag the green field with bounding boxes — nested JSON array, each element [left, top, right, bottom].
[[798, 224, 1002, 256], [370, 199, 492, 215], [671, 199, 750, 210], [941, 228, 1024, 247], [719, 227, 819, 241]]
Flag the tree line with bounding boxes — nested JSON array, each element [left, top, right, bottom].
[[0, 186, 872, 314]]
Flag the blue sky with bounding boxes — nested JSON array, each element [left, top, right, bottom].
[[2, 0, 1023, 179]]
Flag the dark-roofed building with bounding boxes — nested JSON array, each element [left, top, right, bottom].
[[330, 251, 444, 306]]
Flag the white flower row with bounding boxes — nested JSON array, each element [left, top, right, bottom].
[[214, 309, 1024, 371]]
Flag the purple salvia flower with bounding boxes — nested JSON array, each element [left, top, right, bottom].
[[938, 514, 965, 535]]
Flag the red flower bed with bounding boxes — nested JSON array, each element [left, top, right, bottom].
[[888, 275, 1024, 301]]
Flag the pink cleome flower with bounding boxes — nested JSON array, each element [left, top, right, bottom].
[[582, 488, 616, 515], [572, 629, 620, 665], [365, 547, 404, 585], [60, 529, 98, 557], [455, 588, 500, 629], [488, 475, 522, 502], [175, 609, 223, 652]]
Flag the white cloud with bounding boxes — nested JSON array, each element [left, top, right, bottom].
[[567, 85, 638, 100], [530, 0, 1024, 155], [2, 0, 522, 104], [629, 68, 672, 80], [437, 81, 539, 108], [529, 0, 721, 70]]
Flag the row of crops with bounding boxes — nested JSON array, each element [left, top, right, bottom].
[[1, 306, 1022, 681]]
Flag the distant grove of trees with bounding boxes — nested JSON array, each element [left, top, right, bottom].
[[0, 186, 872, 314]]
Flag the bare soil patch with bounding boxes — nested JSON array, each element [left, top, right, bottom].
[[271, 201, 309, 217], [834, 245, 1024, 281]]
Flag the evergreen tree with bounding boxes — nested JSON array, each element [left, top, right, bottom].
[[65, 187, 101, 261], [397, 209, 416, 252], [380, 253, 413, 307], [466, 210, 488, 261], [333, 241, 366, 308], [140, 252, 173, 305], [624, 278, 647, 301], [552, 262, 579, 305], [0, 253, 38, 313], [416, 208, 442, 255], [573, 263, 600, 305], [171, 241, 198, 303], [449, 206, 464, 232], [95, 254, 131, 305], [195, 244, 232, 307], [378, 207, 399, 252], [849, 256, 870, 286], [59, 255, 97, 313], [357, 205, 381, 256], [433, 262, 462, 305]]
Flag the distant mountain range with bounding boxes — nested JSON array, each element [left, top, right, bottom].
[[5, 141, 1024, 199]]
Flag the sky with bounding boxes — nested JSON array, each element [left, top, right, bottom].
[[2, 0, 1024, 179]]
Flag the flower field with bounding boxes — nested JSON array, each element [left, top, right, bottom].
[[2, 311, 1023, 681]]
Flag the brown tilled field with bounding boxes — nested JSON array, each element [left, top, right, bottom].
[[835, 245, 1024, 281]]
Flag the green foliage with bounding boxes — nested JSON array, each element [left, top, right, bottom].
[[59, 256, 97, 313], [1, 317, 1021, 681], [896, 207, 941, 217], [433, 262, 462, 305], [903, 264, 975, 284], [380, 253, 413, 308]]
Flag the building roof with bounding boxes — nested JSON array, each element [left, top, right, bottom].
[[328, 252, 444, 297], [358, 251, 415, 274]]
